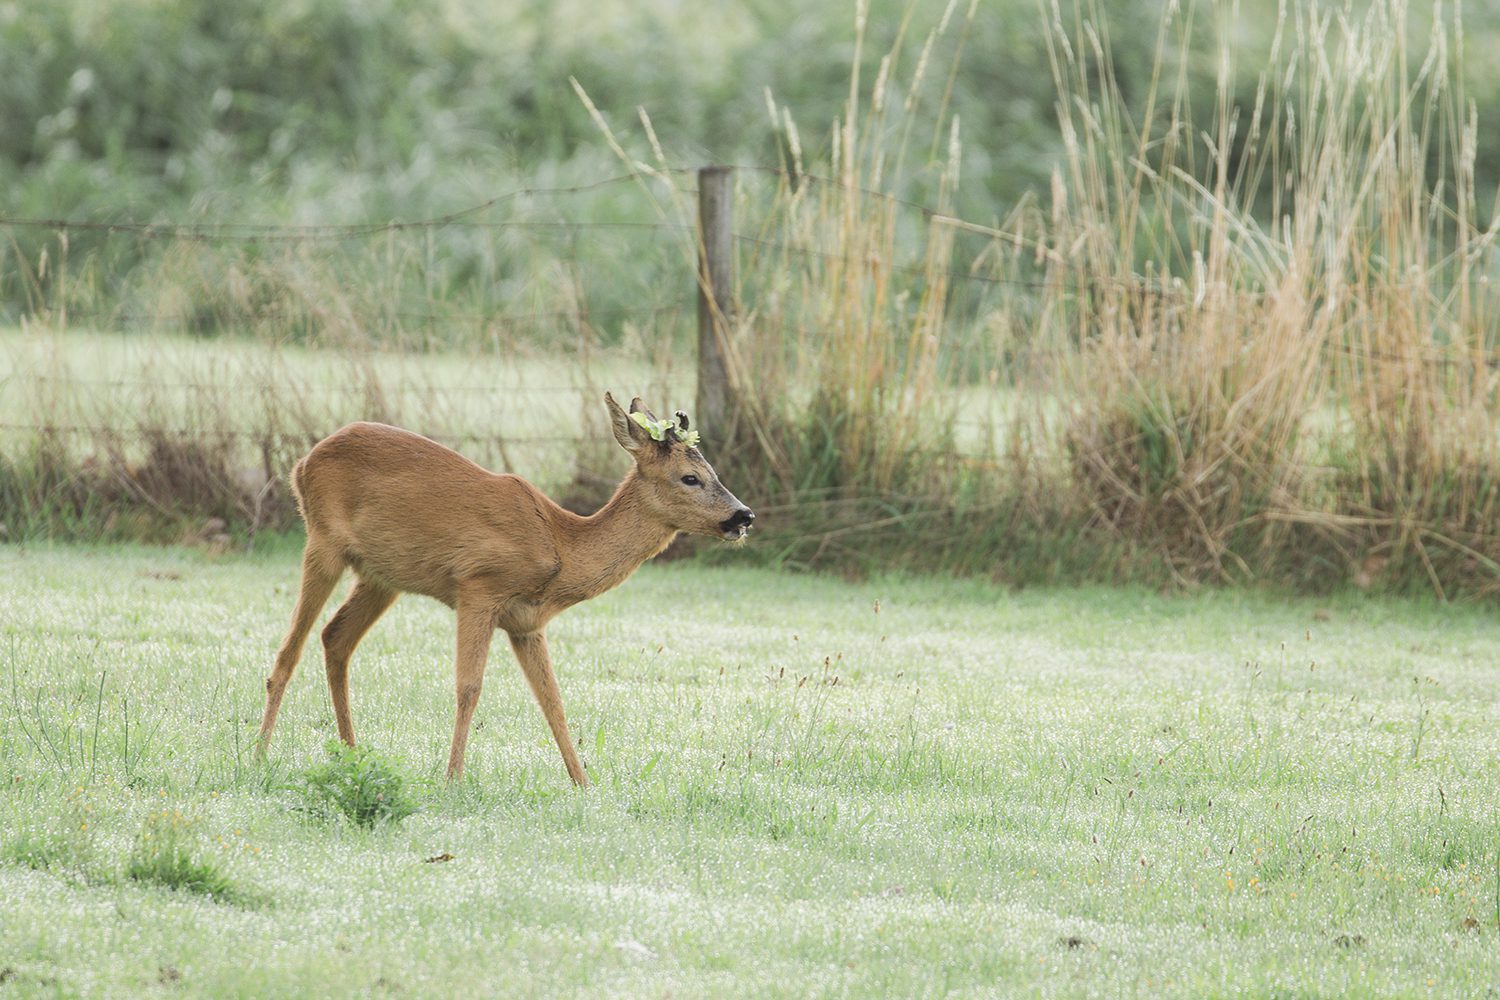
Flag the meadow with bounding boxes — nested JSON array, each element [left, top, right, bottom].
[[2, 542, 1498, 997], [5, 2, 1500, 996]]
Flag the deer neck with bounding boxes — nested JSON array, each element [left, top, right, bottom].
[[554, 469, 677, 603]]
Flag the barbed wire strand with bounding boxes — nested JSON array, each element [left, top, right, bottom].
[[0, 172, 669, 240]]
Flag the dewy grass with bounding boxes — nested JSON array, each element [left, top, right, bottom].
[[2, 820, 91, 873], [125, 809, 240, 902], [3, 544, 1500, 995], [292, 741, 421, 829]]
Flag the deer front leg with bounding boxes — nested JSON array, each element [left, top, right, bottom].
[[446, 601, 496, 781], [508, 630, 589, 787]]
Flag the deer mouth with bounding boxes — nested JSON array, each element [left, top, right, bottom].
[[719, 508, 755, 540]]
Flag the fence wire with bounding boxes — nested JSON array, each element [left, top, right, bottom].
[[4, 160, 1498, 469]]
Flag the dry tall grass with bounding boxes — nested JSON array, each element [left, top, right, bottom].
[[963, 0, 1500, 592], [701, 0, 1500, 589]]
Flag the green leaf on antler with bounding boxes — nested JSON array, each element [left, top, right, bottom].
[[630, 411, 700, 447], [629, 411, 674, 441]]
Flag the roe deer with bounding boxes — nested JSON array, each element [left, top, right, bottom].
[[255, 393, 754, 784]]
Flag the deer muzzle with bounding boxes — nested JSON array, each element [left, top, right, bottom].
[[720, 506, 755, 539]]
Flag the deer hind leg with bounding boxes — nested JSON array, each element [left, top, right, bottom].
[[509, 631, 589, 787], [257, 541, 343, 752], [445, 601, 496, 781], [321, 579, 398, 747]]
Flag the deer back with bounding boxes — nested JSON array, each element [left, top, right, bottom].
[[294, 422, 562, 609]]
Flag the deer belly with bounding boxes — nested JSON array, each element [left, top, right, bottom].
[[345, 546, 459, 607], [497, 600, 551, 634]]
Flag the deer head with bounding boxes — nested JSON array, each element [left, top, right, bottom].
[[605, 392, 754, 541]]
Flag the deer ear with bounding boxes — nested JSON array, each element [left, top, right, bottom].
[[628, 396, 662, 422], [605, 392, 644, 453]]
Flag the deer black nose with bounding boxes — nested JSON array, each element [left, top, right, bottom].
[[723, 507, 755, 531]]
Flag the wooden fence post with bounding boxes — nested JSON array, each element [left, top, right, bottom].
[[696, 166, 734, 443]]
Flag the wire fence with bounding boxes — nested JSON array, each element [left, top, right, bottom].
[[25, 302, 694, 334], [0, 173, 656, 240], [5, 161, 1487, 334], [0, 166, 898, 470], [4, 159, 1498, 481]]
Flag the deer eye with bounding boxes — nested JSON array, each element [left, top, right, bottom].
[[681, 475, 701, 487]]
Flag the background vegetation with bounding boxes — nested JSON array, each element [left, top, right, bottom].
[[0, 0, 1135, 230], [5, 0, 1500, 597]]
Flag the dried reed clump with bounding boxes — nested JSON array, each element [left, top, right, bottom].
[[1332, 295, 1500, 596], [742, 3, 975, 500], [1001, 0, 1500, 590], [0, 424, 296, 543], [1056, 276, 1327, 582]]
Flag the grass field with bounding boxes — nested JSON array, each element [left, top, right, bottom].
[[2, 543, 1499, 996]]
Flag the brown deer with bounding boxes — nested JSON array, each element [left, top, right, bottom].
[[255, 393, 754, 785]]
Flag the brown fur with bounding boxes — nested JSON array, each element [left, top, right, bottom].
[[255, 394, 751, 784]]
